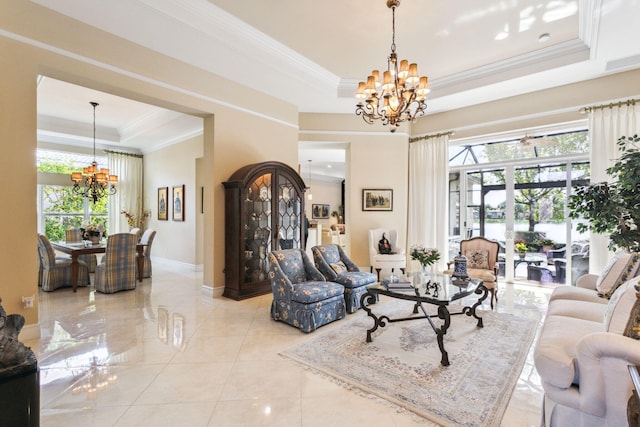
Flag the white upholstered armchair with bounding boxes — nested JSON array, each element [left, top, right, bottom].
[[368, 229, 406, 280]]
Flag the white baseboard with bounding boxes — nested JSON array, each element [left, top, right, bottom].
[[202, 285, 224, 298], [19, 323, 41, 341], [151, 256, 198, 271]]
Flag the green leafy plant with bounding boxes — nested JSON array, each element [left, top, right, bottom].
[[410, 245, 441, 267], [515, 242, 528, 253], [568, 135, 640, 252]]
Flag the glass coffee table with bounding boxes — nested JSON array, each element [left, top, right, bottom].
[[359, 273, 488, 366]]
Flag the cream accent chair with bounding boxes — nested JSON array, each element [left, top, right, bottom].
[[368, 229, 406, 281], [444, 236, 500, 309]]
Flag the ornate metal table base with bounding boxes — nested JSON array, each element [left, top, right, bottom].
[[360, 283, 489, 366]]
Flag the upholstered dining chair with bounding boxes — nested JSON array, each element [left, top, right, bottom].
[[139, 228, 156, 278], [65, 228, 97, 273], [268, 248, 346, 333], [444, 236, 500, 309], [94, 233, 138, 294], [368, 228, 406, 280], [37, 234, 90, 291], [312, 244, 377, 313]]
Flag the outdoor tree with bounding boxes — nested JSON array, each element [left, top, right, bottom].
[[569, 135, 640, 252], [38, 160, 108, 241], [483, 131, 589, 233]]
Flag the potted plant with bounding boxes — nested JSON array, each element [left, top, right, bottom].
[[515, 241, 528, 259], [568, 135, 640, 252]]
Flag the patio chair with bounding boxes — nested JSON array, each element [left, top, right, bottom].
[[268, 248, 346, 332], [65, 228, 97, 273], [312, 244, 377, 313], [139, 228, 156, 278], [368, 228, 406, 280], [37, 234, 90, 291], [94, 233, 138, 294]]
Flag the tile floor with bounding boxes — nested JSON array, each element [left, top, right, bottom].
[[25, 262, 553, 426]]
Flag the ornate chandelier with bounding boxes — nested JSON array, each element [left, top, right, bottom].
[[355, 0, 430, 132], [70, 102, 118, 204]]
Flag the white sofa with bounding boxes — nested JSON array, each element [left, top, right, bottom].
[[534, 252, 640, 426]]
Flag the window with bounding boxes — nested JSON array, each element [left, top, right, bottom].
[[37, 149, 109, 240]]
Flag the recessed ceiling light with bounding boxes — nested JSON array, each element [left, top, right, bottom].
[[327, 164, 332, 168], [538, 33, 550, 42]]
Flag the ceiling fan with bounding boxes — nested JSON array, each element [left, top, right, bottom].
[[519, 134, 556, 147]]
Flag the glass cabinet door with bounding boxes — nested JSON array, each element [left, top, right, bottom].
[[244, 173, 272, 283], [277, 173, 301, 250]]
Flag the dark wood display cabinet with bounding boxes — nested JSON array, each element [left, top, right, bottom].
[[223, 161, 306, 300]]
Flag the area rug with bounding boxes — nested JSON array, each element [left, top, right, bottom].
[[280, 299, 538, 427]]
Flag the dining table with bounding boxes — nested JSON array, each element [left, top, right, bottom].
[[51, 240, 146, 292]]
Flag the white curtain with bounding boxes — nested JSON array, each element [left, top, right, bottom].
[[588, 103, 639, 272], [107, 152, 143, 234], [408, 134, 450, 272]]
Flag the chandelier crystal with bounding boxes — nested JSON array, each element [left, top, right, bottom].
[[70, 102, 118, 204], [355, 0, 430, 132]]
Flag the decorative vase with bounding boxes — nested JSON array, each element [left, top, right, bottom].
[[421, 265, 434, 282], [90, 235, 100, 245], [518, 251, 526, 260]]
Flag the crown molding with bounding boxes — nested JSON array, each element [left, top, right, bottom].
[[339, 38, 590, 100]]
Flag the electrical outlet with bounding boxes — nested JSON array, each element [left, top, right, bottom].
[[22, 295, 34, 309]]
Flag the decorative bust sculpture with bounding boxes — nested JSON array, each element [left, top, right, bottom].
[[0, 297, 37, 378], [378, 233, 392, 254]]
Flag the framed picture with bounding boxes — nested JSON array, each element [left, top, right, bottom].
[[312, 203, 330, 219], [172, 185, 185, 221], [362, 189, 393, 211], [158, 187, 168, 220]]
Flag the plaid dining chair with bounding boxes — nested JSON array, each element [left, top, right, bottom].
[[94, 233, 138, 294], [65, 228, 97, 273], [37, 234, 90, 291]]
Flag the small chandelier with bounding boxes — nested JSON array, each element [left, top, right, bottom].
[[355, 0, 430, 132], [71, 102, 118, 204]]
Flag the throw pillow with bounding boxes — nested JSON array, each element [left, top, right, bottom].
[[604, 278, 640, 339], [330, 261, 348, 274], [596, 252, 640, 298], [465, 249, 490, 270]]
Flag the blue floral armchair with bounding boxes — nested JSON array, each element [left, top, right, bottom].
[[312, 244, 377, 313], [268, 249, 346, 333]]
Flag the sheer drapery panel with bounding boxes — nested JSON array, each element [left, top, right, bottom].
[[408, 134, 450, 272]]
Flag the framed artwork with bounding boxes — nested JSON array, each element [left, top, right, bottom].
[[172, 185, 185, 221], [158, 187, 168, 220], [312, 203, 330, 219], [362, 189, 393, 211]]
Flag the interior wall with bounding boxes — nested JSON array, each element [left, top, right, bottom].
[[412, 69, 640, 137], [1, 1, 301, 332], [306, 179, 342, 228], [195, 157, 204, 269], [143, 136, 203, 266], [0, 37, 38, 329], [298, 114, 409, 268]]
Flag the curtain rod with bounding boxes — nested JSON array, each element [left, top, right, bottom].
[[104, 149, 144, 158], [409, 130, 455, 143], [579, 98, 639, 114]]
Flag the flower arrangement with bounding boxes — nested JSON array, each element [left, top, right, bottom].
[[121, 209, 151, 229], [81, 223, 105, 238], [410, 244, 441, 267]]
